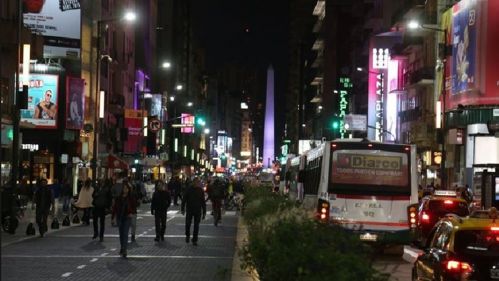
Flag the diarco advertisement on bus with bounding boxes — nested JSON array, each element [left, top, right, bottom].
[[20, 74, 59, 129], [331, 150, 408, 187]]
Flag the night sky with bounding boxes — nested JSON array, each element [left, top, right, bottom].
[[192, 0, 289, 142]]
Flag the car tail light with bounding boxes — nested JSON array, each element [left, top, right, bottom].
[[491, 226, 499, 232], [421, 211, 430, 222], [445, 260, 473, 274], [444, 200, 454, 205]]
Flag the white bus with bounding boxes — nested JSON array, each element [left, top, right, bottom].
[[299, 139, 418, 244]]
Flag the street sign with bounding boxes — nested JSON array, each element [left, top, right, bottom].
[[344, 114, 367, 132], [149, 119, 161, 132]]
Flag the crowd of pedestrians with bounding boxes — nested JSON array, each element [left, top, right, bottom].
[[2, 173, 245, 259]]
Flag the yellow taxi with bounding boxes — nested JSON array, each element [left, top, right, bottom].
[[415, 190, 470, 246], [412, 208, 499, 281]]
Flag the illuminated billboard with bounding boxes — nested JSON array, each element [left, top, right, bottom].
[[23, 0, 81, 58], [20, 74, 59, 129], [446, 0, 499, 109], [65, 77, 85, 130], [331, 150, 408, 187], [181, 113, 195, 134]]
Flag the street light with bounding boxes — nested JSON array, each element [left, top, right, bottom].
[[92, 10, 137, 182], [169, 96, 175, 102], [176, 84, 183, 91], [162, 61, 171, 69], [187, 102, 193, 107], [408, 19, 448, 188]]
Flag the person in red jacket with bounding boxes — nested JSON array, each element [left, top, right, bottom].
[[112, 181, 137, 258]]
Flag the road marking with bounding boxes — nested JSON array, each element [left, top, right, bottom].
[[110, 248, 117, 251], [100, 253, 108, 257], [61, 272, 73, 277], [167, 210, 179, 215], [137, 216, 144, 220], [2, 254, 234, 259], [76, 265, 86, 269]]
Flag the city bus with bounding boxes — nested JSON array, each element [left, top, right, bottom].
[[300, 139, 418, 244]]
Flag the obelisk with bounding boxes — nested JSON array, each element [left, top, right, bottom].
[[263, 65, 275, 168]]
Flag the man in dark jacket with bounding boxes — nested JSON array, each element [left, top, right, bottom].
[[151, 181, 171, 242], [34, 178, 54, 237], [92, 180, 112, 241], [168, 176, 182, 206], [181, 177, 206, 246]]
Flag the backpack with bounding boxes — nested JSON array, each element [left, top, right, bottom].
[[51, 218, 60, 229], [62, 215, 70, 226], [26, 222, 36, 236], [72, 214, 80, 224]]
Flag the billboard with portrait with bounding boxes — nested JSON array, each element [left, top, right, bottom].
[[447, 0, 499, 109], [23, 0, 81, 58], [20, 74, 59, 129], [66, 77, 85, 130]]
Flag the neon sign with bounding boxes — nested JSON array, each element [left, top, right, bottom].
[[372, 48, 389, 69], [375, 73, 384, 141], [338, 77, 352, 139]]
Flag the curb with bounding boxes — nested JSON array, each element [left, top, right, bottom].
[[402, 245, 423, 264], [231, 217, 258, 281]]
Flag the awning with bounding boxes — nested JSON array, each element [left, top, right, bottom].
[[108, 154, 129, 170]]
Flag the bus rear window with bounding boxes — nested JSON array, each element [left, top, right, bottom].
[[455, 230, 499, 257]]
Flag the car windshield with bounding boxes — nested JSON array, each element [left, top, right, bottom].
[[455, 230, 499, 257], [429, 200, 469, 217]]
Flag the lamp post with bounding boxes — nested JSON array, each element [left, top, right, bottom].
[[408, 20, 448, 188], [91, 11, 136, 182]]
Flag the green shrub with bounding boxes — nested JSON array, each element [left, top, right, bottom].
[[239, 186, 389, 281]]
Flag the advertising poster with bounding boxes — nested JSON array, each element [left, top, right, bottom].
[[150, 94, 163, 120], [446, 0, 499, 109], [331, 150, 408, 187], [451, 0, 477, 97], [20, 74, 59, 129], [23, 0, 81, 58], [66, 77, 85, 130], [124, 109, 145, 154]]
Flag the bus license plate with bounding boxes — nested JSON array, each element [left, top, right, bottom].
[[491, 268, 499, 279], [359, 233, 377, 242]]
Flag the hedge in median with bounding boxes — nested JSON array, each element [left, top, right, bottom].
[[240, 186, 389, 281]]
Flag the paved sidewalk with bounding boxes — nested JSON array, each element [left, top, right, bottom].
[[1, 200, 73, 247]]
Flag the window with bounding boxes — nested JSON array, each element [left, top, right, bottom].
[[431, 222, 452, 250]]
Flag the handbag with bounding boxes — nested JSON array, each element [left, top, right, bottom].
[[72, 214, 80, 224], [62, 215, 70, 226], [51, 218, 60, 229], [26, 222, 36, 236]]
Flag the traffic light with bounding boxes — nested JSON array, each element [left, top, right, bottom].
[[331, 120, 340, 130], [195, 115, 206, 127]]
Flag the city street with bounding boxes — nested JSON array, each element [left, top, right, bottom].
[[1, 204, 239, 281]]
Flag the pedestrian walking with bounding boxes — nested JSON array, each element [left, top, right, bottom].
[[111, 172, 126, 226], [181, 177, 206, 246], [112, 181, 137, 258], [151, 180, 171, 242], [60, 178, 72, 213], [168, 176, 182, 206], [92, 179, 112, 241], [74, 179, 94, 225], [129, 179, 144, 242], [34, 178, 54, 237], [209, 177, 226, 226]]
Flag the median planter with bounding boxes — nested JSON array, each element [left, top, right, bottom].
[[239, 186, 389, 281]]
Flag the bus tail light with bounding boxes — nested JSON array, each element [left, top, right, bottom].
[[317, 199, 330, 223], [407, 204, 418, 229]]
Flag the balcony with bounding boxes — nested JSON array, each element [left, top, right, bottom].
[[407, 67, 435, 86], [399, 107, 422, 123]]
